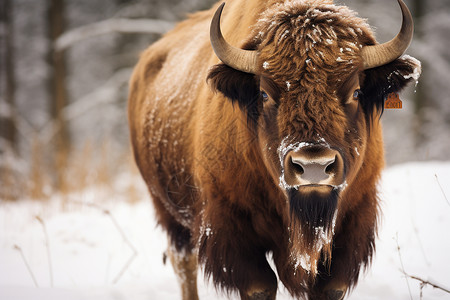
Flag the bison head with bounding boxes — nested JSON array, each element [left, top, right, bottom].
[[207, 0, 420, 272]]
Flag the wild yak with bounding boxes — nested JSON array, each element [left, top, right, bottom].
[[128, 0, 421, 299]]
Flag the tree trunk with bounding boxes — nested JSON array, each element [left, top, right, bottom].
[[412, 0, 426, 145], [0, 0, 23, 200], [47, 0, 70, 191], [0, 0, 17, 155]]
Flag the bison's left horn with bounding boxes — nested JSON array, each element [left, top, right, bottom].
[[210, 3, 259, 74], [361, 0, 414, 69]]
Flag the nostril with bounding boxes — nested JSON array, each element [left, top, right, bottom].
[[290, 157, 304, 175], [325, 155, 338, 175]]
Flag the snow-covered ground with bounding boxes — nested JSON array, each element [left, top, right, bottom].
[[1, 162, 449, 300]]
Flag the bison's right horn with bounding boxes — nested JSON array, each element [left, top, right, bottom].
[[361, 0, 414, 69], [210, 3, 259, 74]]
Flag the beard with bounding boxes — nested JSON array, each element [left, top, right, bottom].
[[288, 187, 339, 231], [287, 187, 339, 273]]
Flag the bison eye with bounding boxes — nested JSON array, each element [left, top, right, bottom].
[[353, 89, 363, 101], [261, 91, 269, 102]]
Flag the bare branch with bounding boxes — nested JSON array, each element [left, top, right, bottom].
[[13, 244, 39, 287], [395, 234, 413, 300], [36, 216, 53, 287], [55, 18, 175, 51], [435, 174, 450, 207], [403, 272, 450, 295], [396, 234, 450, 298]]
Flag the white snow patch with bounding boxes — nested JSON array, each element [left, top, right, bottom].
[[294, 253, 313, 273], [205, 225, 212, 237], [403, 67, 421, 81], [1, 162, 450, 299], [400, 54, 421, 86], [401, 54, 421, 68], [351, 162, 450, 300], [286, 81, 291, 91], [333, 180, 348, 192], [279, 29, 290, 42]]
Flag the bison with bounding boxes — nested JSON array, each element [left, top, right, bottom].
[[128, 0, 421, 299]]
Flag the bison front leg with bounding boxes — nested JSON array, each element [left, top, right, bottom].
[[310, 204, 378, 300], [223, 252, 278, 300], [239, 261, 278, 300], [308, 261, 349, 300], [167, 243, 199, 300], [199, 234, 277, 300]]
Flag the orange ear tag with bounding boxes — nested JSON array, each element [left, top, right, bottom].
[[384, 92, 402, 109]]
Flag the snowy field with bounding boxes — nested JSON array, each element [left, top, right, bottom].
[[1, 161, 449, 300]]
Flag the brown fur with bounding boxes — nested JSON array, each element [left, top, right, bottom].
[[128, 0, 420, 299]]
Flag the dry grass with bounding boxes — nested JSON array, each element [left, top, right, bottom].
[[1, 138, 143, 203], [28, 138, 51, 199]]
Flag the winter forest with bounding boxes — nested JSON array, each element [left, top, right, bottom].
[[1, 0, 449, 299]]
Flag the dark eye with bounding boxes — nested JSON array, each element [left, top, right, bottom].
[[353, 89, 363, 100], [261, 91, 269, 102]]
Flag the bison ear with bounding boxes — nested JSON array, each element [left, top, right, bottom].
[[207, 63, 261, 123], [361, 55, 421, 117]]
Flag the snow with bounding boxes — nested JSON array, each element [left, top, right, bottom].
[[1, 161, 450, 299], [279, 29, 290, 42], [286, 81, 291, 91], [293, 252, 313, 274], [401, 55, 422, 86]]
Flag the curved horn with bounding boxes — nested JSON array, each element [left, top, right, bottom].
[[361, 0, 414, 70], [210, 3, 259, 74]]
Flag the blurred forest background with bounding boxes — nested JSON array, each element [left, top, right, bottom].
[[1, 0, 449, 200]]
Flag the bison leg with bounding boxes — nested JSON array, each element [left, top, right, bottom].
[[309, 202, 377, 300], [167, 241, 199, 300], [237, 256, 278, 300], [308, 279, 347, 300], [319, 280, 348, 300], [241, 283, 277, 300], [325, 287, 347, 300]]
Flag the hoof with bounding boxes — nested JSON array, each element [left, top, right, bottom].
[[326, 289, 345, 300], [249, 292, 268, 300], [247, 290, 274, 300], [243, 288, 276, 300]]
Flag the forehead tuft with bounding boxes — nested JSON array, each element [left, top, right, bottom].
[[254, 1, 374, 88]]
